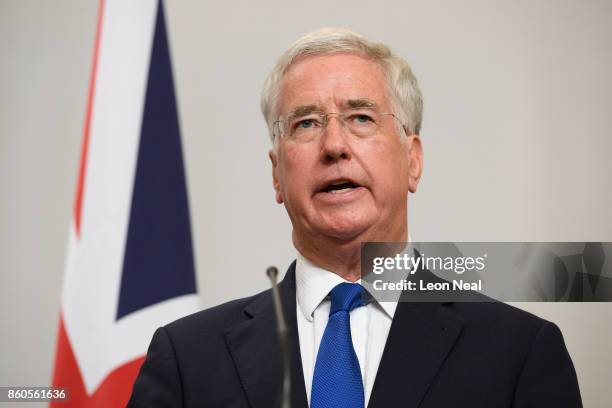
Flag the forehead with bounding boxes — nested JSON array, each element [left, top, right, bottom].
[[276, 53, 390, 116]]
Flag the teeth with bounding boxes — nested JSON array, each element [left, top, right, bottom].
[[331, 180, 349, 186], [330, 187, 353, 194]]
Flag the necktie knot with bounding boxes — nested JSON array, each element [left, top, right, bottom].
[[329, 282, 365, 315]]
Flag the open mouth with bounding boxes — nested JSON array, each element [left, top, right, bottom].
[[320, 180, 361, 194]]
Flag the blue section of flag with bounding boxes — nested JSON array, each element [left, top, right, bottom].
[[117, 0, 197, 320]]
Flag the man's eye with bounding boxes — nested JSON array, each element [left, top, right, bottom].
[[295, 119, 318, 129], [352, 114, 374, 123]]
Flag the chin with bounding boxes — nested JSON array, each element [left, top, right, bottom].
[[318, 217, 375, 242]]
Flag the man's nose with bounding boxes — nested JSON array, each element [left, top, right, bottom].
[[320, 115, 351, 163]]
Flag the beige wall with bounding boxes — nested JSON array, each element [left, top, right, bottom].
[[1, 0, 611, 406]]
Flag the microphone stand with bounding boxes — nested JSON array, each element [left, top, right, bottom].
[[266, 266, 291, 408]]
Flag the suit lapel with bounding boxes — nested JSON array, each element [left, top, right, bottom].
[[367, 301, 464, 408], [224, 262, 309, 408]]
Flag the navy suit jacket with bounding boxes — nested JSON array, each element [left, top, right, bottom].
[[128, 261, 582, 407]]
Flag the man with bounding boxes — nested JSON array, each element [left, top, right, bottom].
[[128, 28, 582, 407]]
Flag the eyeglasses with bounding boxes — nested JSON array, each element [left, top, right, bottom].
[[273, 108, 402, 142]]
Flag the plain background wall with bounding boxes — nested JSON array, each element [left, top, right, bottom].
[[1, 0, 611, 406]]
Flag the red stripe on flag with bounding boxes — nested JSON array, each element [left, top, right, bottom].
[[51, 316, 145, 407], [74, 0, 105, 237]]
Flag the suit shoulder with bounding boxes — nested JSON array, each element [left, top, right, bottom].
[[442, 301, 569, 373], [164, 288, 271, 337], [449, 300, 552, 335]]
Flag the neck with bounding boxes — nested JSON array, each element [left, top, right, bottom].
[[293, 223, 408, 282]]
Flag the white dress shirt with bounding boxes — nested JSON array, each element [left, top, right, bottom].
[[295, 253, 399, 407]]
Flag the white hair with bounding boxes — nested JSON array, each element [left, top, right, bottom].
[[260, 27, 423, 143]]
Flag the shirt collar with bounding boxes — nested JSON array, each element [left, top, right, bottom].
[[295, 252, 398, 322]]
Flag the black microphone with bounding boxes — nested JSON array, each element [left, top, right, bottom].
[[266, 266, 291, 408]]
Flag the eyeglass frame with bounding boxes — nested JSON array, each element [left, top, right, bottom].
[[272, 108, 406, 141]]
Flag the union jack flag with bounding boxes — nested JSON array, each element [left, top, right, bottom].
[[51, 1, 199, 406]]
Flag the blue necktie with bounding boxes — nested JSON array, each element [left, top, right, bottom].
[[311, 282, 366, 408]]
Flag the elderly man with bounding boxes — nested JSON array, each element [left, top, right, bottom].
[[128, 28, 582, 407]]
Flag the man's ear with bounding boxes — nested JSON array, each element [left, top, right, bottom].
[[269, 149, 284, 203], [404, 134, 423, 193]]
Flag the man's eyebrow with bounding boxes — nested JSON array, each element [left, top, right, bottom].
[[347, 99, 378, 109], [287, 105, 321, 118], [286, 99, 378, 118]]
